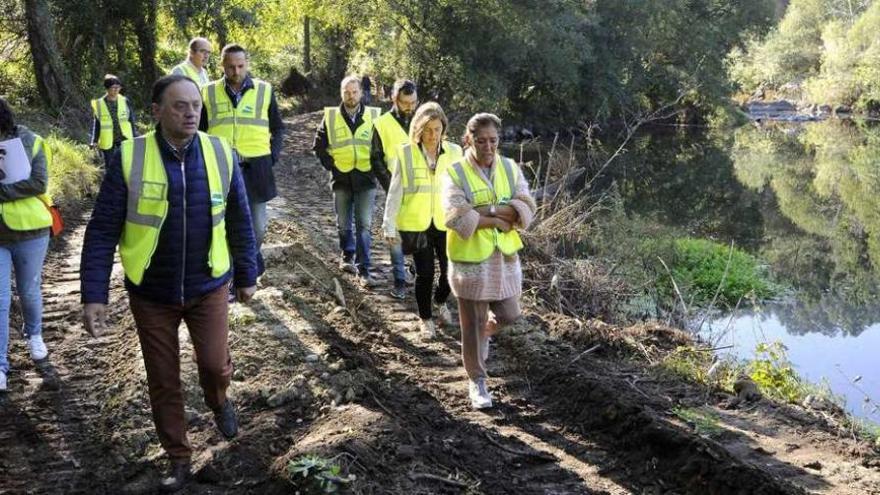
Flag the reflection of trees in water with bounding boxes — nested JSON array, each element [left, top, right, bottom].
[[767, 293, 880, 338], [732, 120, 880, 336], [606, 129, 765, 249]]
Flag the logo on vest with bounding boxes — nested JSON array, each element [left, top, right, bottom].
[[242, 105, 254, 115], [211, 193, 224, 207]]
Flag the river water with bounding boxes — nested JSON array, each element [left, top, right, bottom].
[[549, 120, 880, 423]]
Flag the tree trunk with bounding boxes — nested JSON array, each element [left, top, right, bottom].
[[23, 0, 81, 111], [211, 1, 228, 49], [132, 0, 161, 104], [303, 16, 311, 73]]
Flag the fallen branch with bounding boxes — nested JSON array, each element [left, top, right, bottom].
[[657, 256, 689, 318], [295, 261, 329, 291], [692, 345, 734, 353], [407, 472, 471, 488], [695, 241, 735, 333], [564, 343, 601, 368], [626, 378, 651, 400], [362, 384, 394, 417], [484, 433, 556, 461], [537, 344, 601, 385], [333, 278, 346, 307]]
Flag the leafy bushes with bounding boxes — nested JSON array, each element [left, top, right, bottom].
[[44, 133, 101, 204], [729, 0, 880, 111], [664, 237, 777, 307], [748, 341, 805, 403]]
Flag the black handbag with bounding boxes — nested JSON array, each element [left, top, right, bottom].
[[399, 231, 428, 255]]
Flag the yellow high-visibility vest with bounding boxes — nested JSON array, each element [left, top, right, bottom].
[[0, 135, 52, 231], [91, 95, 134, 151], [373, 112, 409, 166], [394, 141, 462, 232], [445, 154, 524, 262], [170, 61, 208, 87], [118, 131, 233, 285], [323, 106, 380, 172], [202, 79, 272, 158]]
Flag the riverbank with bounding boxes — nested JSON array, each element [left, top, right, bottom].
[[0, 111, 877, 494]]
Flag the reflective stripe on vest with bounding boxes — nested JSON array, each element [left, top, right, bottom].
[[202, 79, 271, 158], [445, 155, 523, 262], [395, 141, 462, 232], [91, 95, 134, 150], [373, 112, 409, 167], [324, 106, 380, 172], [0, 135, 52, 231], [119, 131, 232, 285]]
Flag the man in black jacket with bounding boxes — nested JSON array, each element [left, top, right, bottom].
[[200, 44, 285, 280], [313, 76, 382, 287]]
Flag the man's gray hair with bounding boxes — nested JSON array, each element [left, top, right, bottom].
[[340, 75, 362, 91]]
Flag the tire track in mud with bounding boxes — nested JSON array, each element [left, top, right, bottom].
[[0, 204, 122, 494]]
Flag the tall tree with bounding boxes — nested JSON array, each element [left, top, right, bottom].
[[23, 0, 81, 110], [303, 15, 311, 73], [131, 0, 161, 102]]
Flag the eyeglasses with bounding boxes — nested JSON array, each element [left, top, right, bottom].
[[197, 49, 212, 55]]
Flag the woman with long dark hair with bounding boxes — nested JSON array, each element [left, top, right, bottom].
[[0, 98, 53, 391]]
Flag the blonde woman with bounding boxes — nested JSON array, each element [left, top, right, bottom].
[[382, 102, 462, 337], [441, 113, 536, 409]]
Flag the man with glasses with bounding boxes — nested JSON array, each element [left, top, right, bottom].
[[170, 37, 212, 87], [371, 79, 419, 299]]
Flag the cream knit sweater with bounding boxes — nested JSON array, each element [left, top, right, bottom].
[[441, 152, 536, 301]]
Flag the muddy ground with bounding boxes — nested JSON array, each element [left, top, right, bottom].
[[0, 112, 878, 494]]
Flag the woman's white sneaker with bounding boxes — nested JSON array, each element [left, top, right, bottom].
[[435, 303, 454, 327], [468, 378, 493, 409], [419, 319, 436, 338], [28, 334, 48, 361]]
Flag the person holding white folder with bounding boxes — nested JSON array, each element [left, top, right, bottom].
[[0, 97, 53, 391]]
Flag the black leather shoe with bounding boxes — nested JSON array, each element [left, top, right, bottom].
[[159, 462, 191, 493], [214, 399, 239, 439]]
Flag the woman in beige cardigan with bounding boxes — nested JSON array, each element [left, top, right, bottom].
[[441, 113, 536, 409]]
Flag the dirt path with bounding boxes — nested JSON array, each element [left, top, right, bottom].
[[0, 112, 877, 494]]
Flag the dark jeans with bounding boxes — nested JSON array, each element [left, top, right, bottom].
[[411, 225, 450, 320], [249, 199, 267, 276], [333, 187, 375, 274], [100, 147, 119, 169], [129, 285, 232, 463]]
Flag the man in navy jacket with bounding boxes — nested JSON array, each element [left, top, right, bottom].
[[80, 75, 257, 493]]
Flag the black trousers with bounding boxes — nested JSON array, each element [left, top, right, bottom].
[[410, 225, 451, 320], [101, 147, 117, 168]]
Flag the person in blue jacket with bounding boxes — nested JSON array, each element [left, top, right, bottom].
[[79, 75, 258, 493]]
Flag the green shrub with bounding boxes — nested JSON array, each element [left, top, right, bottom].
[[748, 341, 806, 403], [44, 133, 101, 204], [287, 454, 354, 494], [664, 237, 777, 307]]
